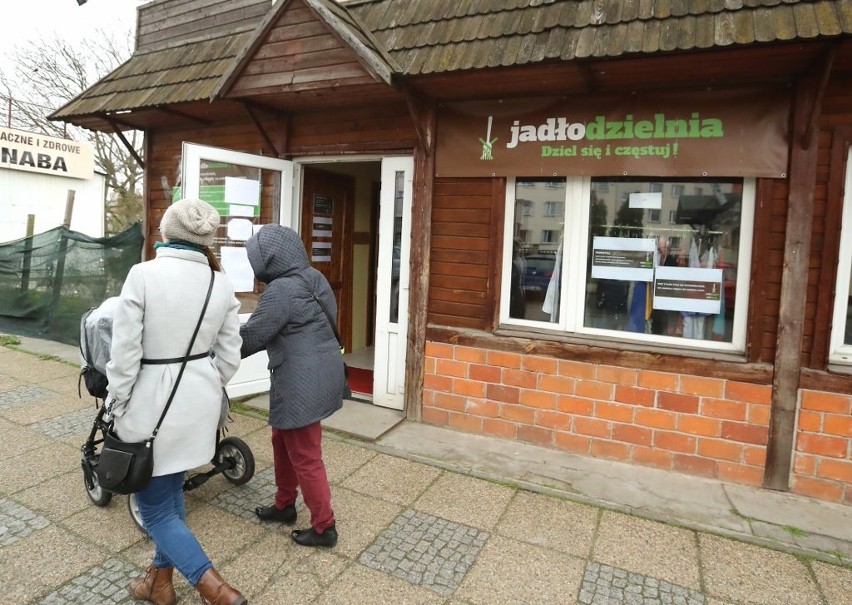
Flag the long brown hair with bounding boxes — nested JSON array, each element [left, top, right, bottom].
[[203, 246, 222, 272]]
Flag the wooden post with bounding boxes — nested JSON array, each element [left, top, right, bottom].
[[20, 214, 35, 292], [48, 191, 76, 327]]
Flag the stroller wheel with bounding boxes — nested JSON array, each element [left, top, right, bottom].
[[127, 493, 146, 533], [216, 437, 255, 486], [83, 465, 112, 507]]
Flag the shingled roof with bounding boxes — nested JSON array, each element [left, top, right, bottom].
[[51, 0, 852, 125], [348, 0, 852, 75]]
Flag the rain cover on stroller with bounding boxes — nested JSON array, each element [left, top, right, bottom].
[[79, 297, 120, 399]]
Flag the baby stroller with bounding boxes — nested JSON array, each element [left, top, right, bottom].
[[79, 300, 255, 529]]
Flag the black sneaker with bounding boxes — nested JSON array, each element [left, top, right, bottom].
[[254, 504, 296, 524], [291, 524, 338, 547]]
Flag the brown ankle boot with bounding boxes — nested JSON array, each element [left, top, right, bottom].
[[195, 567, 247, 605], [127, 565, 177, 605]]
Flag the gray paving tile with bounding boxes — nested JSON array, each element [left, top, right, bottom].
[[0, 495, 50, 546], [359, 508, 489, 596], [811, 561, 852, 605], [340, 453, 441, 506], [35, 558, 138, 604], [413, 472, 514, 530], [33, 407, 96, 440], [578, 561, 706, 605], [210, 467, 278, 522], [0, 385, 56, 410]]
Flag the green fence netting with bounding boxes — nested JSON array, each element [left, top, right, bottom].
[[0, 223, 144, 345]]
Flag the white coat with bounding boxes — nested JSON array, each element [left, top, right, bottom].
[[106, 247, 242, 476]]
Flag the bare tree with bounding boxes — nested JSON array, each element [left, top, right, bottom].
[[0, 29, 144, 235]]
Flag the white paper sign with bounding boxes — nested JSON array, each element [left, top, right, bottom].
[[591, 236, 656, 282], [653, 265, 723, 314], [226, 218, 253, 241], [629, 192, 663, 209], [220, 246, 255, 292], [229, 204, 255, 217], [312, 216, 333, 237], [311, 241, 331, 262], [224, 177, 260, 206]]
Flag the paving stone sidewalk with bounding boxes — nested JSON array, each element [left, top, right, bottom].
[[1, 342, 851, 604]]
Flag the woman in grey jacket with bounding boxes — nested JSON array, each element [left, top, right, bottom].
[[240, 224, 345, 548], [107, 198, 247, 605]]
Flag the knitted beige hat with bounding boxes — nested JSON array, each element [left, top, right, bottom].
[[160, 198, 220, 247]]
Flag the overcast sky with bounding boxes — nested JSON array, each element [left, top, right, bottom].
[[0, 0, 143, 70]]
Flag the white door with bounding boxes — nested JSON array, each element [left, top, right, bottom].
[[373, 157, 414, 409], [181, 143, 294, 398]]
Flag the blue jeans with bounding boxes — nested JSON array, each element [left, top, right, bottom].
[[135, 472, 212, 586]]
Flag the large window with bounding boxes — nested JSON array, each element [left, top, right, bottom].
[[830, 148, 852, 364], [502, 177, 755, 352]]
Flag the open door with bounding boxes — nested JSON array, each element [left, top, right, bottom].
[[181, 143, 294, 398], [373, 157, 413, 409]]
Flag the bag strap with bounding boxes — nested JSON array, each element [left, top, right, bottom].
[[296, 273, 343, 349], [130, 267, 215, 440]]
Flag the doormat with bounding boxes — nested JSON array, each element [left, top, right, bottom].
[[347, 366, 373, 395]]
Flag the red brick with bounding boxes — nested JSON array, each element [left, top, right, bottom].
[[679, 375, 724, 397], [523, 355, 558, 374], [425, 357, 436, 375], [596, 401, 635, 423], [554, 431, 591, 454], [614, 386, 655, 407], [425, 342, 454, 359], [448, 411, 483, 433], [455, 346, 486, 363], [467, 399, 500, 418], [422, 406, 448, 426], [797, 410, 823, 432], [658, 392, 699, 414], [673, 454, 717, 478], [539, 374, 576, 394], [721, 422, 768, 445], [559, 360, 596, 379], [469, 364, 501, 383], [817, 459, 852, 483], [637, 370, 678, 391], [518, 424, 553, 446], [483, 418, 517, 438], [436, 359, 468, 378], [743, 446, 767, 467], [454, 379, 487, 398], [431, 392, 466, 412], [747, 404, 770, 426], [725, 382, 772, 405], [486, 383, 520, 404], [824, 415, 852, 438], [612, 424, 652, 446], [574, 417, 612, 438], [717, 462, 763, 486], [793, 452, 817, 475], [576, 380, 614, 400], [635, 408, 677, 430], [503, 368, 538, 389], [519, 389, 556, 409], [591, 440, 631, 460], [632, 446, 674, 469], [424, 374, 453, 393], [535, 410, 573, 431], [501, 404, 535, 424], [801, 391, 852, 414], [701, 398, 747, 421], [487, 350, 522, 369], [791, 476, 843, 502], [597, 365, 637, 386], [678, 416, 721, 437], [556, 395, 594, 416], [796, 433, 849, 458], [654, 431, 697, 453], [697, 438, 743, 462]]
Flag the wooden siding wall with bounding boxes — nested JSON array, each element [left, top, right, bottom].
[[230, 0, 376, 98], [427, 178, 496, 330], [137, 0, 268, 52]]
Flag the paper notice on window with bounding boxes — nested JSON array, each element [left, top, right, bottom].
[[311, 241, 331, 263], [313, 216, 332, 237], [653, 265, 723, 314], [220, 246, 255, 292], [591, 236, 655, 281], [629, 192, 662, 209], [229, 204, 255, 217], [224, 177, 260, 206], [226, 218, 253, 241]]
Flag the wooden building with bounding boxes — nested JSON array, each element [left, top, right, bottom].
[[53, 0, 852, 505]]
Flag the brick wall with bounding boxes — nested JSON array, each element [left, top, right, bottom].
[[793, 390, 852, 504], [423, 342, 775, 490]]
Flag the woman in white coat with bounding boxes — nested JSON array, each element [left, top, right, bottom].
[[106, 198, 246, 605]]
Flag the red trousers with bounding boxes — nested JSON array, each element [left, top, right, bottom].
[[271, 422, 335, 532]]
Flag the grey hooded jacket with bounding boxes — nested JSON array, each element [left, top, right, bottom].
[[240, 224, 345, 430]]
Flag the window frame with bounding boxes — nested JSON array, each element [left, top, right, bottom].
[[829, 147, 852, 363], [500, 176, 756, 354]]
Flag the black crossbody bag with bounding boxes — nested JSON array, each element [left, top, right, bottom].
[[94, 268, 215, 494]]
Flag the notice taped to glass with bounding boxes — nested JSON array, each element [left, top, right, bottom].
[[591, 236, 655, 282], [654, 266, 723, 314]]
